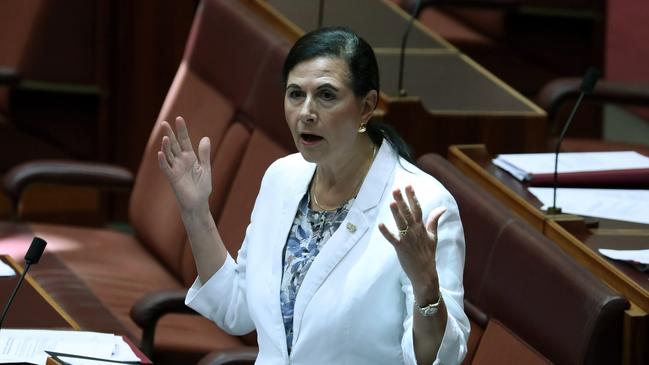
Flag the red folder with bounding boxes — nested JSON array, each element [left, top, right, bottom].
[[529, 168, 649, 187]]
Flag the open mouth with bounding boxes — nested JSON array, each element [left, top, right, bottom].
[[300, 133, 324, 144]]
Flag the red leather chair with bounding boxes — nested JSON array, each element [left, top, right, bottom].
[[536, 78, 649, 156], [0, 0, 73, 173], [1, 0, 293, 363], [417, 153, 629, 365]]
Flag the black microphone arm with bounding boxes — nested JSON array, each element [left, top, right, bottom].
[[317, 0, 325, 29], [397, 0, 422, 97], [547, 67, 602, 214], [0, 237, 47, 329]]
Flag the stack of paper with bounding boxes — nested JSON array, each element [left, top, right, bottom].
[[528, 187, 649, 225], [493, 151, 649, 186], [0, 329, 142, 364], [598, 249, 649, 272], [0, 261, 15, 277]]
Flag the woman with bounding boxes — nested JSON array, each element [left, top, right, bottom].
[[158, 27, 469, 365]]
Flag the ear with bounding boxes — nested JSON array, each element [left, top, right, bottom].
[[360, 90, 378, 123]]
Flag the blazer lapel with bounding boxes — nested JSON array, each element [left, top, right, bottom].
[[291, 141, 398, 344]]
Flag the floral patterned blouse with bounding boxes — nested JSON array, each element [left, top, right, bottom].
[[279, 192, 354, 354]]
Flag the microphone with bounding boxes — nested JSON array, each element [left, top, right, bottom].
[[317, 0, 325, 29], [0, 237, 47, 329], [397, 0, 422, 97], [547, 67, 601, 214]]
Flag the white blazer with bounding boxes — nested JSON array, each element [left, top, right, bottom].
[[187, 141, 469, 365]]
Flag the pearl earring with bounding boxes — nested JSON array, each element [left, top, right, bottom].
[[358, 123, 367, 133]]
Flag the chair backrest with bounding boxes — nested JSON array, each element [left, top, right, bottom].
[[0, 0, 101, 109], [0, 0, 42, 109], [416, 153, 629, 365], [129, 0, 294, 286]]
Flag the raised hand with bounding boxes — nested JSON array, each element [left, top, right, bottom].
[[378, 185, 446, 300], [158, 116, 212, 213]]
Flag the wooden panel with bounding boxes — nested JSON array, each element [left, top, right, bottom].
[[249, 0, 547, 156]]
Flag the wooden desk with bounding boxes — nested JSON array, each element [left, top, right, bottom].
[[1, 255, 150, 364], [447, 144, 648, 364], [249, 0, 547, 156], [0, 245, 134, 337], [0, 255, 79, 330]]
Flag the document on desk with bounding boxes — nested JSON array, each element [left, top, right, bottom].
[[598, 249, 649, 272], [0, 329, 141, 364], [0, 261, 16, 277], [599, 249, 649, 265], [493, 151, 649, 186], [528, 187, 649, 225]]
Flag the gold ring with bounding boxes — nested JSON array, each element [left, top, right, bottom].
[[398, 227, 408, 237]]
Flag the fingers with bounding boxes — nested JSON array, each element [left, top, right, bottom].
[[382, 186, 444, 244], [385, 186, 422, 243], [175, 116, 194, 152], [161, 121, 182, 157], [157, 150, 172, 175], [405, 186, 422, 223], [393, 189, 414, 227], [161, 136, 175, 166], [389, 201, 408, 232], [378, 223, 399, 246], [198, 137, 211, 168], [392, 185, 422, 226], [426, 206, 447, 241]]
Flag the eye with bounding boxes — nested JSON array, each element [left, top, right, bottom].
[[287, 89, 304, 99], [320, 89, 336, 101]]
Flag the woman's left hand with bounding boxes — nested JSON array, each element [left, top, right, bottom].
[[379, 185, 446, 300]]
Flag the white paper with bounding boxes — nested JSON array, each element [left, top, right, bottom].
[[57, 356, 136, 365], [0, 329, 140, 364], [0, 261, 16, 277], [599, 249, 649, 265], [528, 187, 649, 225], [493, 151, 649, 181]]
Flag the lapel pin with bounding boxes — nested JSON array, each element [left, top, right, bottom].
[[346, 223, 357, 233]]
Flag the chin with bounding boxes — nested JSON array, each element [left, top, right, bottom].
[[298, 149, 319, 163]]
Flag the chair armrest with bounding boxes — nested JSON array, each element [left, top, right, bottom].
[[0, 66, 21, 86], [196, 347, 258, 365], [2, 159, 134, 218], [130, 289, 198, 358], [536, 78, 649, 123]]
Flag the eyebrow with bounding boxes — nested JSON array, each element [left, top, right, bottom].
[[286, 83, 300, 90], [316, 83, 339, 91], [285, 82, 340, 91]]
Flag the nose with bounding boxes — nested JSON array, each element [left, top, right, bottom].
[[298, 95, 317, 124]]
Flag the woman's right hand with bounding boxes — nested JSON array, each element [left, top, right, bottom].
[[158, 116, 212, 213]]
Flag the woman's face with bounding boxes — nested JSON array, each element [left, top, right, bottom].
[[284, 56, 376, 166]]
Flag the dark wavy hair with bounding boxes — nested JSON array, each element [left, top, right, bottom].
[[282, 27, 412, 163]]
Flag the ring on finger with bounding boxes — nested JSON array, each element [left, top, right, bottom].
[[398, 226, 409, 238]]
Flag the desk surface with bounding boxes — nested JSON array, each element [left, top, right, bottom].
[[0, 256, 78, 330], [1, 255, 150, 364], [448, 144, 649, 312]]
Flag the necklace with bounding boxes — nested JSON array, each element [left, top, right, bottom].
[[310, 143, 377, 211]]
